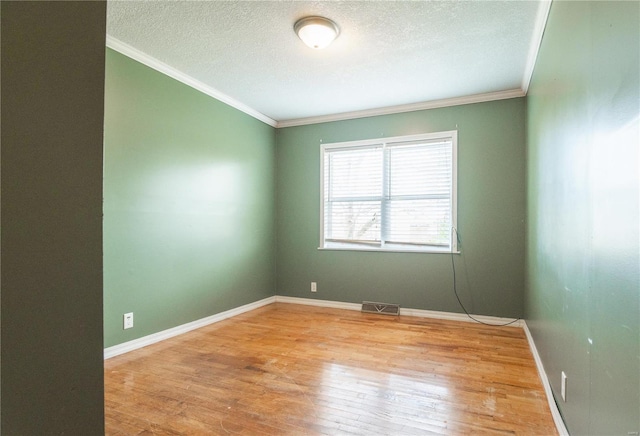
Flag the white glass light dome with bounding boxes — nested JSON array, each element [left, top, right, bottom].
[[294, 16, 340, 50]]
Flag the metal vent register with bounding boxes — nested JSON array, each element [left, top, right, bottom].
[[361, 301, 400, 316]]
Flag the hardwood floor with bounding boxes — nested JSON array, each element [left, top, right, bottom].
[[104, 303, 558, 435]]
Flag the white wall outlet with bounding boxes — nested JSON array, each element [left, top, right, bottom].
[[311, 282, 317, 293], [561, 371, 567, 402], [123, 312, 134, 329]]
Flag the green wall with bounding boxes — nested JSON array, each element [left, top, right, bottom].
[[525, 1, 639, 434], [276, 99, 526, 317], [103, 49, 276, 347], [1, 1, 106, 433]]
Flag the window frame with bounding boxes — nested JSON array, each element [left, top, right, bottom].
[[319, 131, 458, 253]]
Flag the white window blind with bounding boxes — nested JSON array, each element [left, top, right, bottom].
[[321, 131, 457, 252]]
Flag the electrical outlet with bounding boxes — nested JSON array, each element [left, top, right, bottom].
[[311, 282, 317, 293], [561, 371, 567, 402], [123, 312, 134, 329]]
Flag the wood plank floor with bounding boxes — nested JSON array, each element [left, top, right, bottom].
[[104, 303, 558, 435]]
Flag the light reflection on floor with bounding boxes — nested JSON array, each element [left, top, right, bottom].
[[317, 362, 452, 433]]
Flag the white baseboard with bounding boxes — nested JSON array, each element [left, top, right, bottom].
[[274, 295, 362, 311], [523, 321, 570, 436], [275, 295, 522, 326], [106, 296, 522, 359], [400, 306, 523, 326], [103, 296, 276, 359], [103, 294, 565, 435]]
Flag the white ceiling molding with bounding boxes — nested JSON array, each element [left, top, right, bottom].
[[107, 0, 552, 130], [276, 89, 526, 128], [107, 35, 527, 129], [106, 36, 277, 128], [521, 0, 553, 93], [107, 2, 548, 126]]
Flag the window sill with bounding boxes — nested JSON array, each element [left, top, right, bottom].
[[318, 245, 461, 254]]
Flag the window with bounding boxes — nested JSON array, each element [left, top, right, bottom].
[[320, 131, 457, 253]]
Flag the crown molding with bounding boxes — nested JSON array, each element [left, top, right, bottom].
[[105, 35, 277, 128], [107, 29, 544, 130], [522, 0, 553, 93], [276, 88, 526, 128]]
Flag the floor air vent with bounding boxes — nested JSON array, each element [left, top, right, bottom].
[[361, 301, 400, 316]]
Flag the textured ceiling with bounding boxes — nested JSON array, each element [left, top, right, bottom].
[[107, 1, 548, 125]]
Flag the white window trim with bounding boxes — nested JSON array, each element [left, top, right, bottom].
[[319, 131, 458, 254]]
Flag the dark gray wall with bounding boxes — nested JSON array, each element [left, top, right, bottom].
[[526, 1, 639, 434], [1, 2, 106, 433], [276, 98, 527, 318]]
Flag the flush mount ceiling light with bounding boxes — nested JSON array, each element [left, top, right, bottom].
[[294, 16, 340, 49]]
